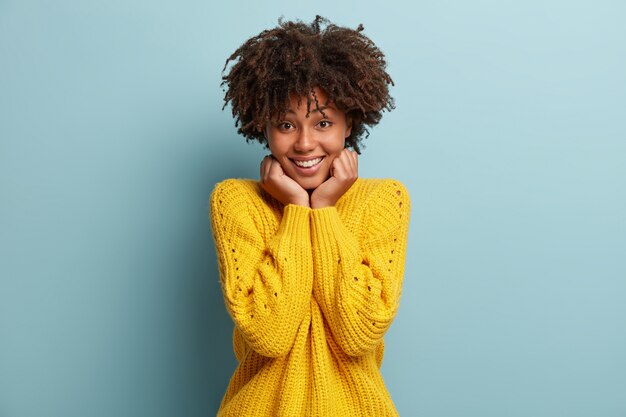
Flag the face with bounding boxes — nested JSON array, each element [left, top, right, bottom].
[[264, 87, 352, 190]]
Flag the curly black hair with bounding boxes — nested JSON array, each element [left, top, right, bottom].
[[220, 15, 395, 154]]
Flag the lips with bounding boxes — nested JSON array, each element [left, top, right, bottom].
[[289, 156, 325, 176], [291, 156, 323, 168]]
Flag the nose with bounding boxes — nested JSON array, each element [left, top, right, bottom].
[[294, 127, 316, 153]]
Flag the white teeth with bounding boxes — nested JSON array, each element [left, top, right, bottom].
[[293, 157, 323, 168]]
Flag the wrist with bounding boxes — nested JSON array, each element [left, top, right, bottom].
[[311, 198, 334, 209], [288, 196, 310, 207]]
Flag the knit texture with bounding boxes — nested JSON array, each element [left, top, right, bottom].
[[209, 177, 411, 417]]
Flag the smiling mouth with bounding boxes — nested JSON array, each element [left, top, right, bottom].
[[290, 157, 324, 168]]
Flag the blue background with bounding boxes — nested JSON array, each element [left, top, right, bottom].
[[1, 1, 625, 416]]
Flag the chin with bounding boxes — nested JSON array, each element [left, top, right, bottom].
[[300, 181, 323, 191], [296, 177, 325, 191]]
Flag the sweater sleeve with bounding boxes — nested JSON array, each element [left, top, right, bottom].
[[209, 180, 313, 358], [310, 180, 411, 356]]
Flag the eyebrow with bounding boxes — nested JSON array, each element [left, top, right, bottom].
[[285, 105, 336, 114]]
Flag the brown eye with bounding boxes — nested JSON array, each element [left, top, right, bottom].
[[279, 122, 293, 130], [318, 120, 332, 128]]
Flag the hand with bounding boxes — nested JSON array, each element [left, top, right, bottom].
[[310, 149, 358, 209], [259, 155, 310, 207]]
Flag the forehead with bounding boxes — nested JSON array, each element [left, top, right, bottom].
[[285, 103, 338, 115], [268, 87, 346, 120]]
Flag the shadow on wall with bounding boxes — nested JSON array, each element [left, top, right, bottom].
[[205, 252, 236, 414], [202, 137, 263, 415]]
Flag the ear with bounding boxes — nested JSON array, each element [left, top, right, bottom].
[[344, 116, 352, 138]]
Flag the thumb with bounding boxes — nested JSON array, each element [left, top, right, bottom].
[[330, 156, 340, 177], [268, 158, 285, 176]]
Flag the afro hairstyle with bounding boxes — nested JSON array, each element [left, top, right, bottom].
[[220, 15, 395, 154]]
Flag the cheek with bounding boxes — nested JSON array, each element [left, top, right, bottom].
[[329, 141, 345, 157], [325, 153, 342, 170], [266, 136, 284, 156], [326, 134, 346, 154]]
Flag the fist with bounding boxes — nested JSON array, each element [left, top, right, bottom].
[[310, 149, 358, 209], [259, 155, 310, 207]]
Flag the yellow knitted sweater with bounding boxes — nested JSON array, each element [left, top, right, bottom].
[[209, 177, 410, 417]]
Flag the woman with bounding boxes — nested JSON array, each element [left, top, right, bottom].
[[210, 15, 411, 416]]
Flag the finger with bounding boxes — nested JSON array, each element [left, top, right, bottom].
[[260, 155, 267, 180], [349, 150, 358, 173], [336, 150, 356, 179], [268, 157, 284, 178], [261, 155, 272, 181], [342, 149, 355, 168], [331, 153, 349, 178], [341, 149, 355, 170], [260, 156, 266, 178]]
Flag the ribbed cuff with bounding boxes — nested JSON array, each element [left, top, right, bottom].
[[269, 204, 312, 259], [310, 206, 360, 262], [280, 204, 311, 234]]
